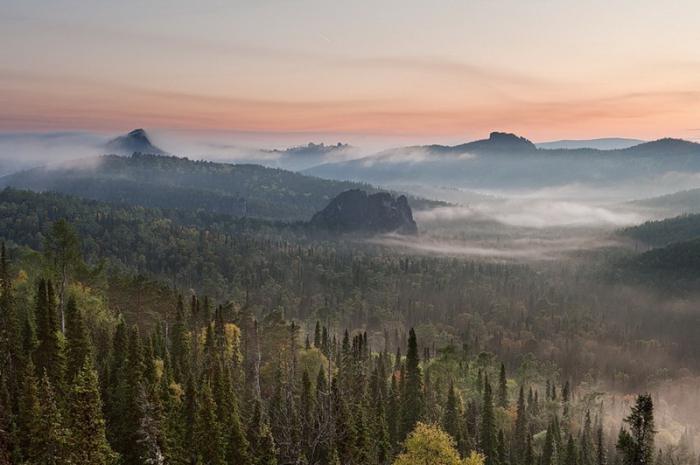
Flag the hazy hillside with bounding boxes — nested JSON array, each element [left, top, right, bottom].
[[0, 153, 441, 221], [631, 188, 700, 214], [620, 214, 700, 248], [305, 133, 700, 195]]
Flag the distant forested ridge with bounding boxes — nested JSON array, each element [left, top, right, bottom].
[[0, 153, 442, 221]]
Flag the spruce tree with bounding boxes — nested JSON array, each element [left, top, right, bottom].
[[18, 359, 41, 463], [580, 410, 594, 465], [497, 363, 508, 408], [514, 385, 528, 463], [565, 434, 579, 465], [68, 358, 117, 465], [400, 328, 423, 440], [597, 422, 607, 465], [313, 321, 321, 348], [617, 394, 655, 465], [36, 373, 70, 464], [481, 376, 497, 465], [194, 381, 225, 465], [65, 295, 91, 381], [443, 381, 462, 445], [34, 279, 65, 391]]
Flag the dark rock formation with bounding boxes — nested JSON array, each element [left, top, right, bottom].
[[104, 128, 166, 155], [310, 189, 417, 234]]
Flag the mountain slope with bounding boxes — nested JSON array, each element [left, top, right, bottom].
[[0, 153, 440, 221], [619, 214, 700, 248]]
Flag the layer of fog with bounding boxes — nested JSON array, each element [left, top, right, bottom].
[[0, 132, 108, 175], [369, 233, 622, 261]]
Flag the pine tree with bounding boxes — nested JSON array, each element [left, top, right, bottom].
[[497, 363, 508, 408], [68, 358, 117, 465], [481, 376, 497, 465], [400, 328, 423, 440]]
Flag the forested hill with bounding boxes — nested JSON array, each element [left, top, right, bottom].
[[616, 214, 700, 284], [620, 213, 700, 247], [0, 153, 441, 221]]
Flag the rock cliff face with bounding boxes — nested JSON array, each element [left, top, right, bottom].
[[310, 189, 417, 234]]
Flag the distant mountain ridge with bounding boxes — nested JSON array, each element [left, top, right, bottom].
[[0, 152, 441, 221], [305, 132, 700, 193], [536, 138, 645, 150]]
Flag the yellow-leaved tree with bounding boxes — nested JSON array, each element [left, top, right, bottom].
[[393, 422, 485, 465]]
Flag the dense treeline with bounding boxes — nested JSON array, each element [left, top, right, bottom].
[[0, 237, 668, 465], [3, 189, 700, 389], [620, 214, 700, 248]]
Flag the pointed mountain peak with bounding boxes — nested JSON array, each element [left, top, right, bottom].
[[104, 128, 166, 155]]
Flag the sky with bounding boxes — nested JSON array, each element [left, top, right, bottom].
[[3, 0, 700, 145]]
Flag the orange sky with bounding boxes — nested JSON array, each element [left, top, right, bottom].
[[3, 0, 700, 144]]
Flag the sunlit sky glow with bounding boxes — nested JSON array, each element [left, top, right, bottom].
[[3, 0, 700, 145]]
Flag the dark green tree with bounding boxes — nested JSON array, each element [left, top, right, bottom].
[[400, 328, 423, 440], [497, 363, 508, 408], [194, 381, 225, 465], [481, 376, 497, 465], [68, 358, 117, 465], [443, 381, 462, 445], [65, 295, 92, 381], [617, 394, 655, 465]]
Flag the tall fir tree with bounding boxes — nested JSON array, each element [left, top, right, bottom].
[[617, 394, 655, 465], [35, 373, 71, 465], [400, 328, 423, 440], [194, 381, 225, 465], [481, 376, 497, 465], [68, 358, 117, 465], [443, 381, 462, 446], [18, 359, 41, 464], [514, 385, 528, 464], [65, 295, 91, 381], [497, 363, 508, 408]]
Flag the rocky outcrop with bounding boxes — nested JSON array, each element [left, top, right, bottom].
[[104, 129, 166, 155], [310, 189, 417, 235]]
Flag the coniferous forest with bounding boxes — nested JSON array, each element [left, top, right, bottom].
[[0, 186, 694, 465]]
